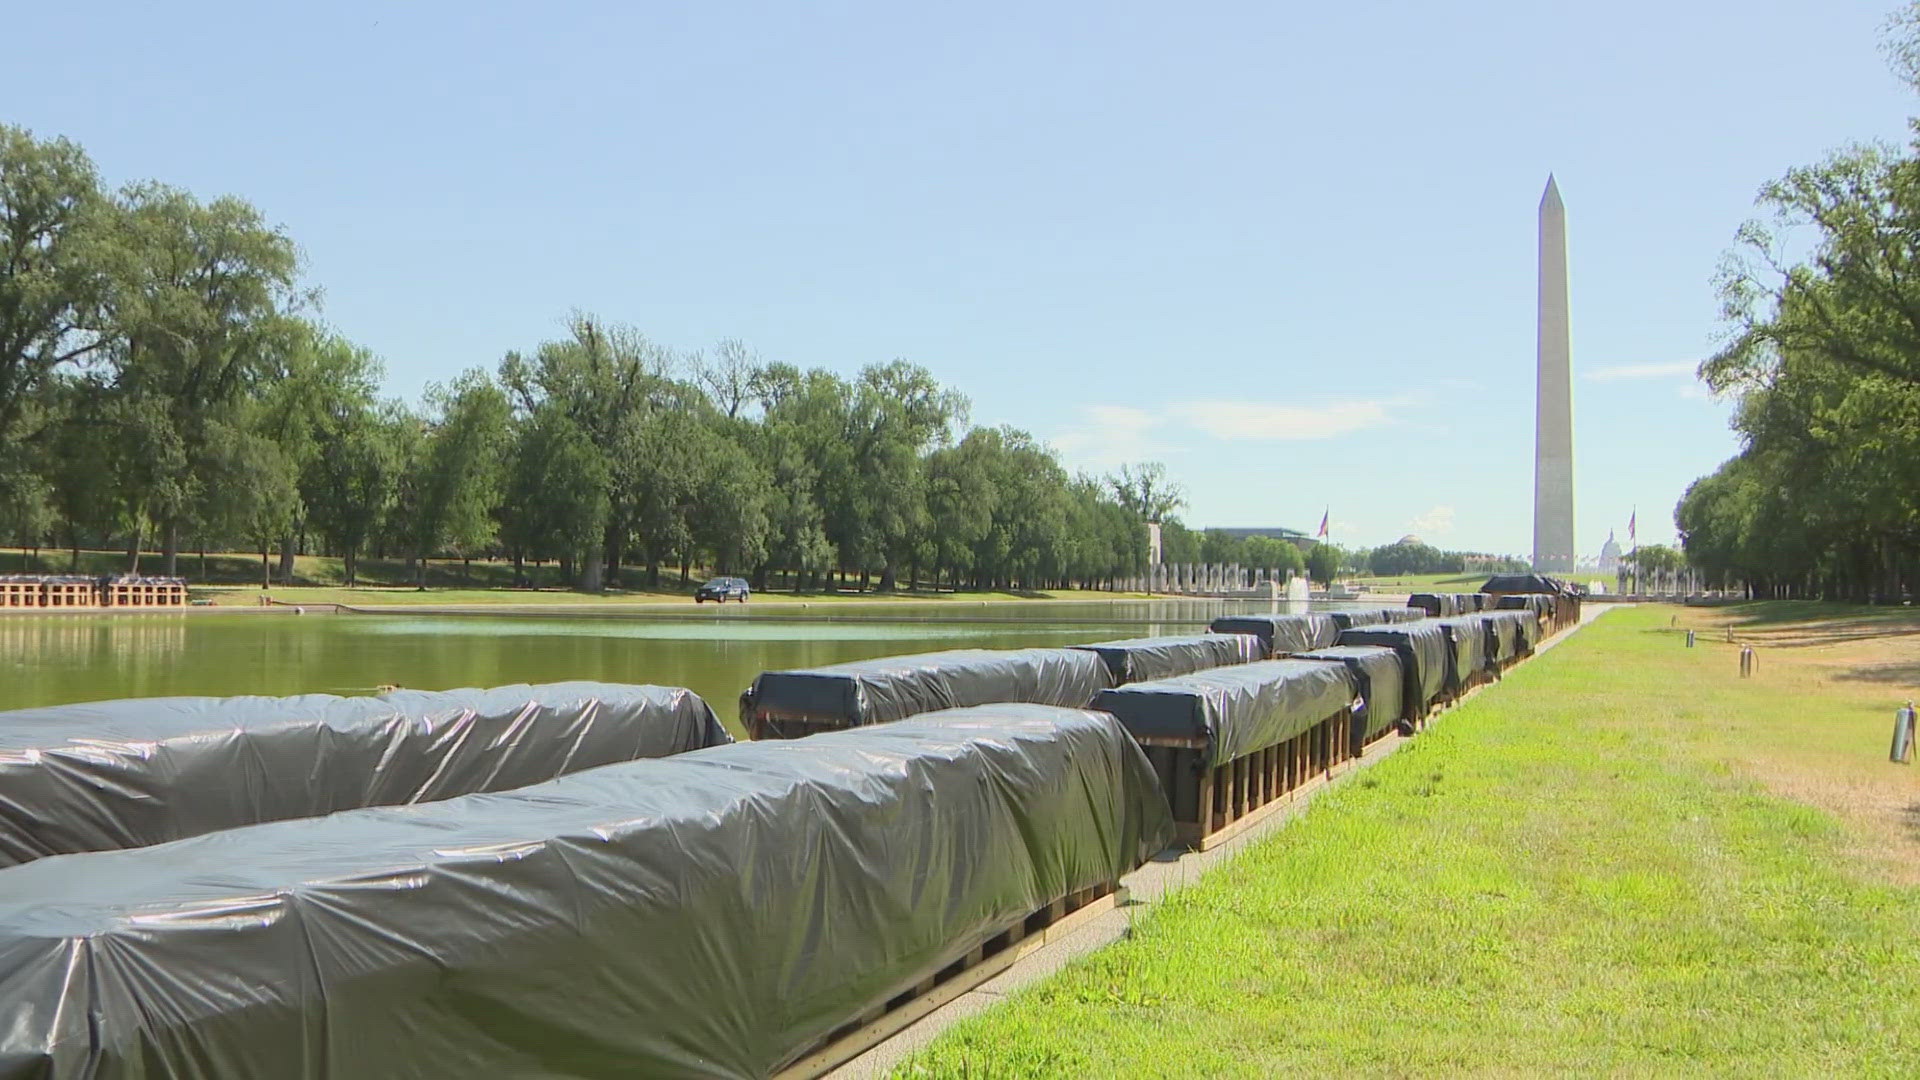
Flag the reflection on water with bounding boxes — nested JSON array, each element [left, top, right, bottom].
[[0, 598, 1364, 737]]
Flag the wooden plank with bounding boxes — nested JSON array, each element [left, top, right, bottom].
[[775, 889, 1128, 1080], [1193, 765, 1213, 835], [1135, 735, 1208, 750]]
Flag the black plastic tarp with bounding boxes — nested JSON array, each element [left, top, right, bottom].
[[1068, 634, 1263, 685], [1407, 593, 1456, 617], [0, 704, 1172, 1080], [1431, 616, 1492, 690], [0, 683, 728, 867], [1092, 659, 1355, 767], [1481, 574, 1572, 595], [1508, 608, 1544, 653], [1481, 611, 1520, 665], [742, 647, 1113, 731], [1206, 613, 1340, 657], [1329, 607, 1392, 630], [1294, 645, 1405, 744], [1329, 606, 1424, 630], [1335, 621, 1449, 710], [1495, 593, 1547, 617]]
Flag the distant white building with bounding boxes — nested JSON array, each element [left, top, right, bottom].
[[1598, 530, 1622, 573]]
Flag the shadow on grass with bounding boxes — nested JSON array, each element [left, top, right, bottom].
[[1833, 663, 1920, 688], [1719, 601, 1920, 649]]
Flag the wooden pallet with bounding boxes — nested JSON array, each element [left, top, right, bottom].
[[42, 582, 97, 608], [105, 582, 188, 607], [775, 882, 1126, 1079], [744, 711, 852, 741], [1136, 707, 1354, 852]]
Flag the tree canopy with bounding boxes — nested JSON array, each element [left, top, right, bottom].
[[1677, 6, 1920, 601]]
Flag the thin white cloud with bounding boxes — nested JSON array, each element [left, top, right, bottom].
[[1583, 361, 1700, 382], [1049, 404, 1168, 468], [1409, 505, 1455, 537], [1170, 399, 1394, 441]]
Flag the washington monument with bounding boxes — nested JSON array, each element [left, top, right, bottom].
[[1533, 175, 1575, 572]]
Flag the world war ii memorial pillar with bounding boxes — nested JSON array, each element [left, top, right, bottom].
[[1532, 176, 1575, 573]]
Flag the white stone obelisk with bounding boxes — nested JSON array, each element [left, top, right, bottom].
[[1533, 176, 1575, 573]]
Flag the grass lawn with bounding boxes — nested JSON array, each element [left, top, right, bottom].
[[1348, 571, 1488, 591], [895, 603, 1920, 1076]]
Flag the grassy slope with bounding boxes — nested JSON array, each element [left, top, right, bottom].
[[896, 605, 1920, 1076]]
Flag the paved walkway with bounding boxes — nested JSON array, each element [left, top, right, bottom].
[[831, 603, 1617, 1077]]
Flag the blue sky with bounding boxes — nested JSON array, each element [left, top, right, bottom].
[[6, 1, 1913, 556]]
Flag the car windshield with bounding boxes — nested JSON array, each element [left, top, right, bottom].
[[704, 578, 737, 588]]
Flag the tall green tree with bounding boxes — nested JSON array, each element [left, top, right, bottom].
[[305, 400, 409, 586], [0, 125, 110, 535], [100, 183, 305, 575], [398, 370, 510, 587]]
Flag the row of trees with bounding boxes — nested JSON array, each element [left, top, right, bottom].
[[0, 125, 1174, 592], [1676, 6, 1920, 602]]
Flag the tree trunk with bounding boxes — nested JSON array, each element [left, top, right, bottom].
[[199, 547, 207, 582], [161, 519, 179, 578], [278, 535, 297, 583], [344, 547, 357, 587], [261, 545, 270, 590], [512, 550, 526, 587], [602, 524, 622, 590], [126, 528, 141, 574], [679, 557, 690, 586]]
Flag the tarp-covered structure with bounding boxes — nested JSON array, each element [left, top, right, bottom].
[[1206, 613, 1339, 658], [1501, 608, 1544, 653], [1495, 593, 1556, 621], [1093, 659, 1355, 767], [0, 683, 728, 868], [1480, 611, 1521, 666], [1328, 606, 1424, 630], [1336, 621, 1449, 713], [1480, 573, 1574, 595], [1409, 593, 1483, 617], [1294, 646, 1404, 749], [0, 705, 1172, 1080], [1431, 616, 1492, 691], [741, 648, 1112, 735], [1068, 634, 1263, 685]]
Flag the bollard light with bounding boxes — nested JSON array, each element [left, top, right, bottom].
[[1891, 702, 1916, 764], [1686, 630, 1696, 648], [1739, 647, 1756, 678]]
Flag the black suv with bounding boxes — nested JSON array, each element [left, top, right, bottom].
[[694, 576, 751, 603]]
